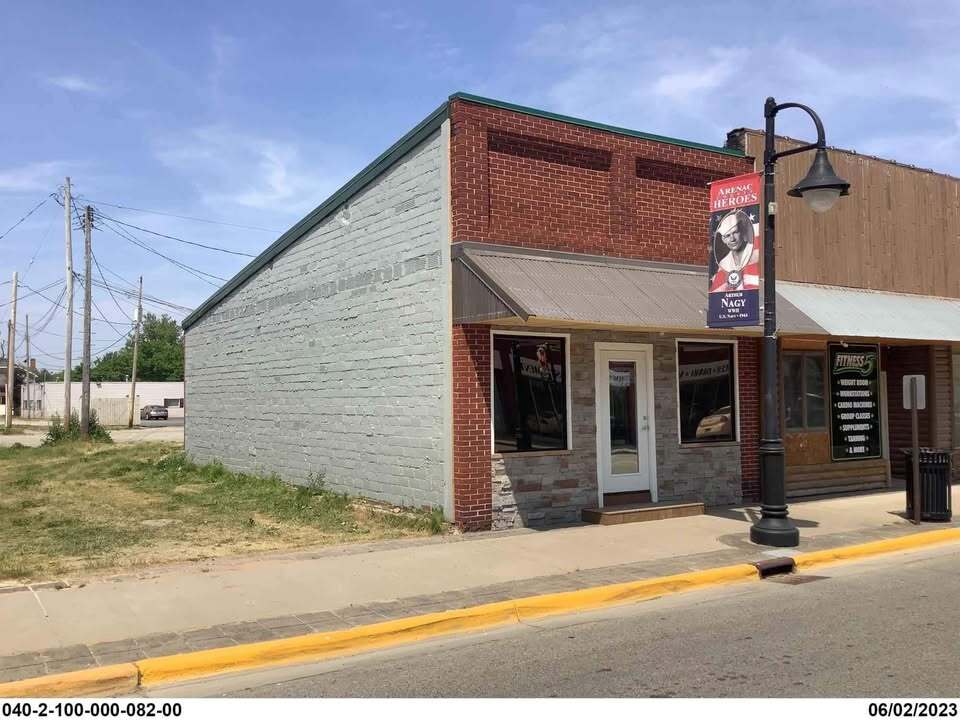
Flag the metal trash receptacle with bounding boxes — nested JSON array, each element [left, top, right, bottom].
[[903, 448, 953, 521]]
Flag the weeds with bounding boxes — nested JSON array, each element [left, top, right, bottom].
[[43, 411, 112, 446]]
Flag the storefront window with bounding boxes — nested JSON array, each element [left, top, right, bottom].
[[677, 341, 736, 444], [783, 352, 827, 430], [492, 335, 568, 453]]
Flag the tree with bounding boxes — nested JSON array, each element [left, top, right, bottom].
[[71, 313, 184, 381]]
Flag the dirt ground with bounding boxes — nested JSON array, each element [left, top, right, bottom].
[[0, 423, 183, 448]]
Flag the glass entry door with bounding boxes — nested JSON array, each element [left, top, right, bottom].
[[595, 346, 654, 498]]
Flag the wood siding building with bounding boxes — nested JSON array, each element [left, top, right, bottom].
[[729, 129, 960, 492]]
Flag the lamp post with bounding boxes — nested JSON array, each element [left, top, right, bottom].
[[750, 97, 851, 547]]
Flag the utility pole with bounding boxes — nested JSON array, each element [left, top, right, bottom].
[[24, 314, 30, 420], [127, 276, 143, 428], [64, 177, 74, 422], [5, 272, 17, 429], [80, 206, 92, 438]]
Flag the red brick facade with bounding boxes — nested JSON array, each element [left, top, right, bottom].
[[452, 324, 493, 530], [448, 98, 760, 526], [449, 99, 751, 262]]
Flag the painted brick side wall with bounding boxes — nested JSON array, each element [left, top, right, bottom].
[[452, 324, 492, 529], [184, 131, 449, 510], [738, 337, 761, 501], [449, 99, 753, 264]]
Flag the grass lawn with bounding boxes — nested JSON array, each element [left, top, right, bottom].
[[0, 442, 445, 582]]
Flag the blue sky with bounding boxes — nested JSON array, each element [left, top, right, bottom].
[[2, 0, 957, 369]]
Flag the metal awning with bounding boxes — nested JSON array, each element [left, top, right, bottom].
[[452, 242, 825, 334], [777, 281, 960, 342]]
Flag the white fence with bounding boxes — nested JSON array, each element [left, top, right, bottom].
[[31, 382, 184, 420], [90, 397, 139, 426]]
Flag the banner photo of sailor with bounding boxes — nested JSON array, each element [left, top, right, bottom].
[[706, 171, 762, 328], [709, 209, 759, 292]]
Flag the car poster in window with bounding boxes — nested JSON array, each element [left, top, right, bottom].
[[707, 172, 762, 328], [829, 343, 882, 461]]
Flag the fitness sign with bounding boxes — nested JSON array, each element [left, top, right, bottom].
[[829, 343, 882, 461], [706, 172, 762, 328]]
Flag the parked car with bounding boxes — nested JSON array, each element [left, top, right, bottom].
[[140, 405, 169, 421]]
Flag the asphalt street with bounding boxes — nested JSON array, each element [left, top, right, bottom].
[[153, 543, 960, 698]]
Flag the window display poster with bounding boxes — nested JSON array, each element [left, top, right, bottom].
[[829, 343, 882, 461]]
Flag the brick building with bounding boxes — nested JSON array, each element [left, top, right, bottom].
[[182, 93, 960, 531]]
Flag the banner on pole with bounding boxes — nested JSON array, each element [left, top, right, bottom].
[[707, 172, 762, 328]]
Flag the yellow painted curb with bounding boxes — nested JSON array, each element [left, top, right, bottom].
[[0, 663, 139, 698], [794, 527, 960, 571], [4, 527, 959, 698], [137, 562, 760, 687]]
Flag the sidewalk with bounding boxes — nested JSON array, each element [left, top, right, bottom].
[[1, 486, 957, 682]]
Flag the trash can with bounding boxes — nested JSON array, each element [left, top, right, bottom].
[[902, 448, 953, 521]]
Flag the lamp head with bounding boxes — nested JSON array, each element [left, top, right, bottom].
[[787, 147, 850, 213]]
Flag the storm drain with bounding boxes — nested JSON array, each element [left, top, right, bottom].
[[752, 557, 797, 578]]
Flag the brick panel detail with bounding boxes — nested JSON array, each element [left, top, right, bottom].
[[452, 324, 492, 530], [738, 337, 761, 500], [449, 99, 753, 264]]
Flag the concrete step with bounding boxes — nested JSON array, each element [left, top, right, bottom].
[[603, 491, 652, 507], [582, 501, 705, 525]]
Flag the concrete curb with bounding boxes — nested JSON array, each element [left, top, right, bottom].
[[0, 664, 139, 698], [0, 563, 760, 696], [2, 527, 958, 697], [793, 526, 960, 570], [137, 562, 759, 687]]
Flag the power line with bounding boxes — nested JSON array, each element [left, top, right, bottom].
[[92, 329, 132, 355], [88, 278, 192, 314], [79, 197, 281, 233], [28, 339, 63, 362], [29, 333, 125, 365], [95, 211, 257, 257], [0, 194, 53, 242], [97, 216, 225, 286], [16, 284, 65, 338], [91, 297, 130, 337], [74, 275, 130, 337], [91, 249, 134, 321], [19, 282, 125, 326], [0, 279, 64, 308], [22, 214, 57, 279], [91, 258, 139, 291]]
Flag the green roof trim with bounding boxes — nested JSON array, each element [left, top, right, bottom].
[[449, 92, 744, 158], [181, 100, 450, 330], [183, 91, 741, 330]]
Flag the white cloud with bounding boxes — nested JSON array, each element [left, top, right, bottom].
[[651, 49, 747, 103], [45, 75, 105, 94], [0, 161, 66, 192], [154, 126, 354, 215], [513, 5, 960, 174]]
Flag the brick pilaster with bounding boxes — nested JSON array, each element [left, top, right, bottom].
[[452, 323, 492, 530]]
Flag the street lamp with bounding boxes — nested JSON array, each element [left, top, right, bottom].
[[750, 97, 850, 548]]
